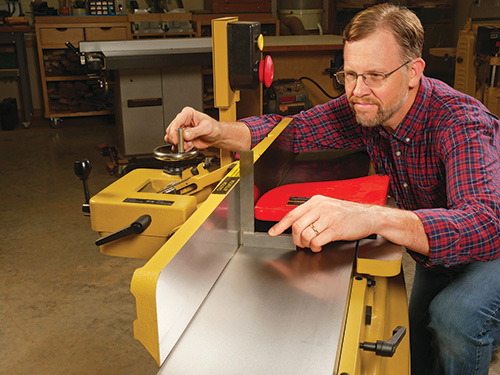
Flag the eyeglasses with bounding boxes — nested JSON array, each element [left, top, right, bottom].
[[335, 60, 413, 88]]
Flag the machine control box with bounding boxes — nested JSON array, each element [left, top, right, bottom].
[[227, 22, 262, 90]]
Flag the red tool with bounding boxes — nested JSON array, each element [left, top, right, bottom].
[[254, 175, 390, 222]]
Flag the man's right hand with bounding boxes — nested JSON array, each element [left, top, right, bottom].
[[165, 107, 221, 151], [164, 106, 252, 152]]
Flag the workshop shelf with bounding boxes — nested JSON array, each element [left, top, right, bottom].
[[35, 16, 131, 121]]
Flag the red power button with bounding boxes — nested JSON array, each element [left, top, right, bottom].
[[259, 55, 274, 88]]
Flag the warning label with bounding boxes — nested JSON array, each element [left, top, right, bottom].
[[212, 177, 239, 195]]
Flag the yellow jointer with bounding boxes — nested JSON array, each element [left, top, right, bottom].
[[129, 118, 410, 375], [83, 18, 410, 374]]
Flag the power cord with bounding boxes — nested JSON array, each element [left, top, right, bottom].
[[298, 76, 343, 99]]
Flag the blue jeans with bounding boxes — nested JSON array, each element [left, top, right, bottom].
[[409, 256, 500, 375]]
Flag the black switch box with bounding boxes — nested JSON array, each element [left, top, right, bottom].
[[227, 22, 261, 90]]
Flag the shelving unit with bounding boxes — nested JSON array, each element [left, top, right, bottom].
[[34, 13, 280, 126], [192, 12, 279, 37], [128, 13, 196, 39], [0, 25, 33, 127], [35, 16, 131, 126]]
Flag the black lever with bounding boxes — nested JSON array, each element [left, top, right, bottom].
[[66, 41, 89, 67], [65, 41, 80, 55], [74, 159, 93, 215], [95, 215, 152, 246], [359, 326, 406, 357]]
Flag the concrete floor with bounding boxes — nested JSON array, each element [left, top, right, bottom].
[[0, 117, 158, 375], [0, 116, 499, 374]]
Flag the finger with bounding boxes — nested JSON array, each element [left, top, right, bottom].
[[268, 204, 309, 237], [295, 222, 321, 249], [165, 107, 195, 144], [268, 194, 328, 237], [309, 233, 325, 252], [268, 211, 297, 236], [182, 116, 215, 144], [310, 227, 341, 252]]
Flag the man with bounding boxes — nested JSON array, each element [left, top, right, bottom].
[[165, 3, 500, 374]]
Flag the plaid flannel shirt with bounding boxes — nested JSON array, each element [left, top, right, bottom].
[[241, 76, 500, 267]]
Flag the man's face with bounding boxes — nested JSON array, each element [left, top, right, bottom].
[[343, 30, 412, 130]]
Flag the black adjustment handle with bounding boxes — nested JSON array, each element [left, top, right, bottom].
[[74, 159, 93, 215], [359, 326, 406, 357], [66, 41, 87, 66], [95, 215, 152, 246], [65, 41, 80, 55]]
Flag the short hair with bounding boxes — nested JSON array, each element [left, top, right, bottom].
[[343, 3, 424, 63]]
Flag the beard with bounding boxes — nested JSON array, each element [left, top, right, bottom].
[[349, 90, 408, 128]]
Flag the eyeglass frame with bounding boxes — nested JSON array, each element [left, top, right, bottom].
[[334, 60, 413, 88]]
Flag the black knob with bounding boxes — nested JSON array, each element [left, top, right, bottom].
[[74, 159, 92, 180], [359, 326, 406, 357]]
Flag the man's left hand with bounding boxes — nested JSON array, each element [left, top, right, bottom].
[[268, 195, 377, 252]]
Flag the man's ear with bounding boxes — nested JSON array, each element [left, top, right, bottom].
[[409, 58, 426, 88]]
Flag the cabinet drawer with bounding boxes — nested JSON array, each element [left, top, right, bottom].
[[39, 27, 84, 47], [85, 26, 128, 41]]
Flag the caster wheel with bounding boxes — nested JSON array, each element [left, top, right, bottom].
[[50, 118, 62, 129]]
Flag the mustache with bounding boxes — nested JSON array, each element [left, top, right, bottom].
[[349, 97, 381, 106]]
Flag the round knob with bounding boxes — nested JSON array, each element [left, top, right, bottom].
[[153, 145, 199, 162], [259, 55, 274, 88], [74, 159, 92, 180]]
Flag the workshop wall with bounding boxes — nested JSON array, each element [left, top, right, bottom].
[[2, 0, 498, 120], [453, 0, 500, 38]]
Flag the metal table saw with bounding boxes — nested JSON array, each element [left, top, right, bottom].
[[78, 38, 212, 156]]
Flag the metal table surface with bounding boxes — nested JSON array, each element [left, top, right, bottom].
[[79, 38, 213, 69], [158, 241, 356, 375], [144, 123, 373, 373]]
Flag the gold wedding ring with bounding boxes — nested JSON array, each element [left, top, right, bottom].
[[310, 224, 319, 236]]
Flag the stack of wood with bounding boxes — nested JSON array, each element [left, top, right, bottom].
[[43, 50, 86, 76], [47, 80, 114, 113], [3, 17, 29, 26]]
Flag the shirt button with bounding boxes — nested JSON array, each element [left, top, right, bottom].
[[405, 137, 411, 143], [403, 183, 408, 188], [395, 151, 401, 156]]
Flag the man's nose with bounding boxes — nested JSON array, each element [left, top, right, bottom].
[[352, 75, 371, 96]]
